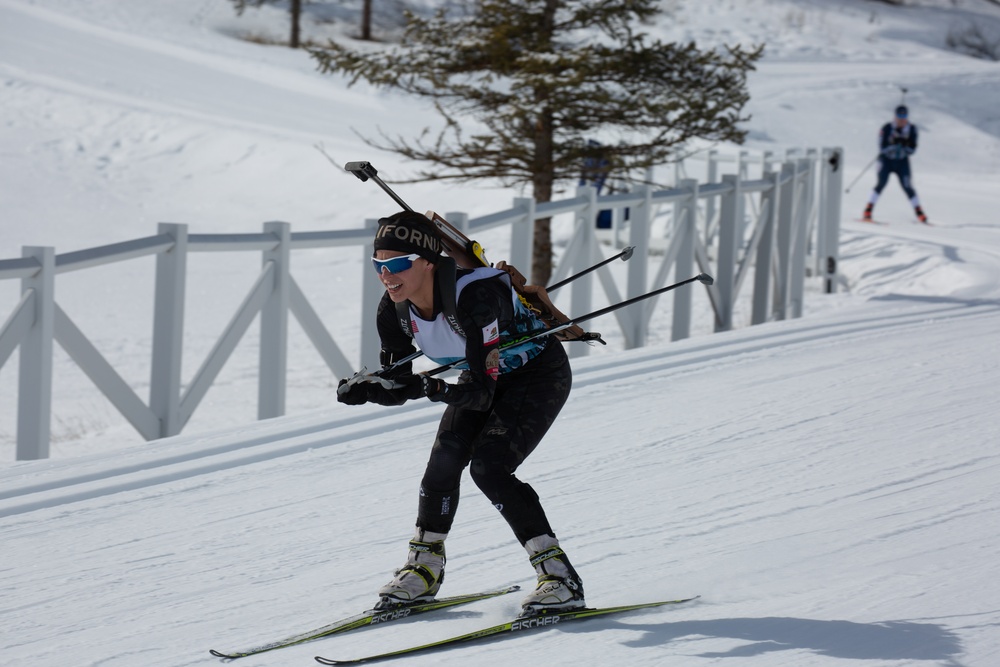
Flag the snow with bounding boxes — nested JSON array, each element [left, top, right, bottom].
[[2, 0, 1000, 665]]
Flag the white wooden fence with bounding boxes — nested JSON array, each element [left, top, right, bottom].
[[0, 148, 844, 460]]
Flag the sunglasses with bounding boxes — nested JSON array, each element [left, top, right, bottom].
[[372, 253, 422, 275]]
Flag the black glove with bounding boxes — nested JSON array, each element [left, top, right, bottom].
[[365, 374, 422, 405], [337, 377, 370, 405], [369, 374, 448, 406], [424, 376, 448, 402], [415, 375, 446, 400], [338, 372, 447, 406]]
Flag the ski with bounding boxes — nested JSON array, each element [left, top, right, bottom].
[[209, 585, 520, 660], [855, 218, 932, 227], [314, 595, 700, 665]]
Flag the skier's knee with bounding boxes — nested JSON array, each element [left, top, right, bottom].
[[469, 458, 513, 498], [422, 432, 469, 491]]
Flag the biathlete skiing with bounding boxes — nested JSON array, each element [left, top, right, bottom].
[[336, 210, 585, 618], [863, 105, 929, 224]]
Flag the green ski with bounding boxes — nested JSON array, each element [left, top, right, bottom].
[[314, 596, 700, 665], [209, 585, 520, 659]]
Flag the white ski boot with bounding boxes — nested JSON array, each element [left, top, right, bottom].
[[520, 535, 585, 616], [376, 529, 447, 608]]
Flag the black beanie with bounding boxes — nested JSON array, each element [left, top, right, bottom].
[[373, 211, 442, 263]]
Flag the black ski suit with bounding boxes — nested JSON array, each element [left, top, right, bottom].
[[375, 264, 571, 545]]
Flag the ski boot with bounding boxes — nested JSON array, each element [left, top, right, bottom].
[[376, 529, 446, 609], [519, 535, 585, 617], [862, 203, 874, 222]]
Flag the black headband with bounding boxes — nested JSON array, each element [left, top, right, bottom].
[[373, 211, 442, 263]]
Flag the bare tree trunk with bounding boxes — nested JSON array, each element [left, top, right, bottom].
[[290, 0, 302, 48], [532, 218, 553, 286], [531, 110, 555, 286], [361, 0, 373, 40], [529, 0, 559, 286]]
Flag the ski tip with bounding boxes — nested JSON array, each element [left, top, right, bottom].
[[209, 649, 238, 659]]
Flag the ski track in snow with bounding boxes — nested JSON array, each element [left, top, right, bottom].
[[3, 296, 997, 520]]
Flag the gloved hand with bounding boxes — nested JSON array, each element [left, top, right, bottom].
[[337, 377, 370, 405], [338, 371, 447, 406], [370, 373, 444, 405], [366, 374, 439, 406], [365, 375, 421, 405]]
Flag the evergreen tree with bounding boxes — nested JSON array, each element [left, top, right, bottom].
[[312, 0, 762, 284]]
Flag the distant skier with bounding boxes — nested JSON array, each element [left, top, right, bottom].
[[336, 211, 585, 617], [863, 105, 928, 224]]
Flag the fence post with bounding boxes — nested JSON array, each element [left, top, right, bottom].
[[790, 160, 811, 319], [802, 149, 820, 277], [820, 147, 843, 293], [360, 218, 381, 371], [448, 210, 470, 235], [446, 211, 470, 238], [737, 150, 750, 233], [625, 184, 652, 349], [17, 247, 55, 460], [510, 197, 535, 274], [715, 174, 741, 332], [259, 222, 290, 420], [775, 161, 796, 320], [752, 170, 779, 325], [672, 179, 699, 341], [704, 149, 719, 244], [150, 223, 188, 438], [569, 186, 597, 357]]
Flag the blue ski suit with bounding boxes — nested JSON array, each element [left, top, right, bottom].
[[873, 121, 919, 200]]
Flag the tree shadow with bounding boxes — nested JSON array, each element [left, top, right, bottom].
[[581, 616, 966, 663]]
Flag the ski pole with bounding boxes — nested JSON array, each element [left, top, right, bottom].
[[844, 155, 878, 194], [547, 246, 635, 291], [351, 250, 640, 383], [423, 272, 714, 377], [343, 272, 713, 391]]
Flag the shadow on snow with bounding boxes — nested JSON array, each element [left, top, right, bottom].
[[601, 616, 965, 663]]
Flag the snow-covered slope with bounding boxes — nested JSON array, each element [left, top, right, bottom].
[[2, 1, 1000, 665]]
